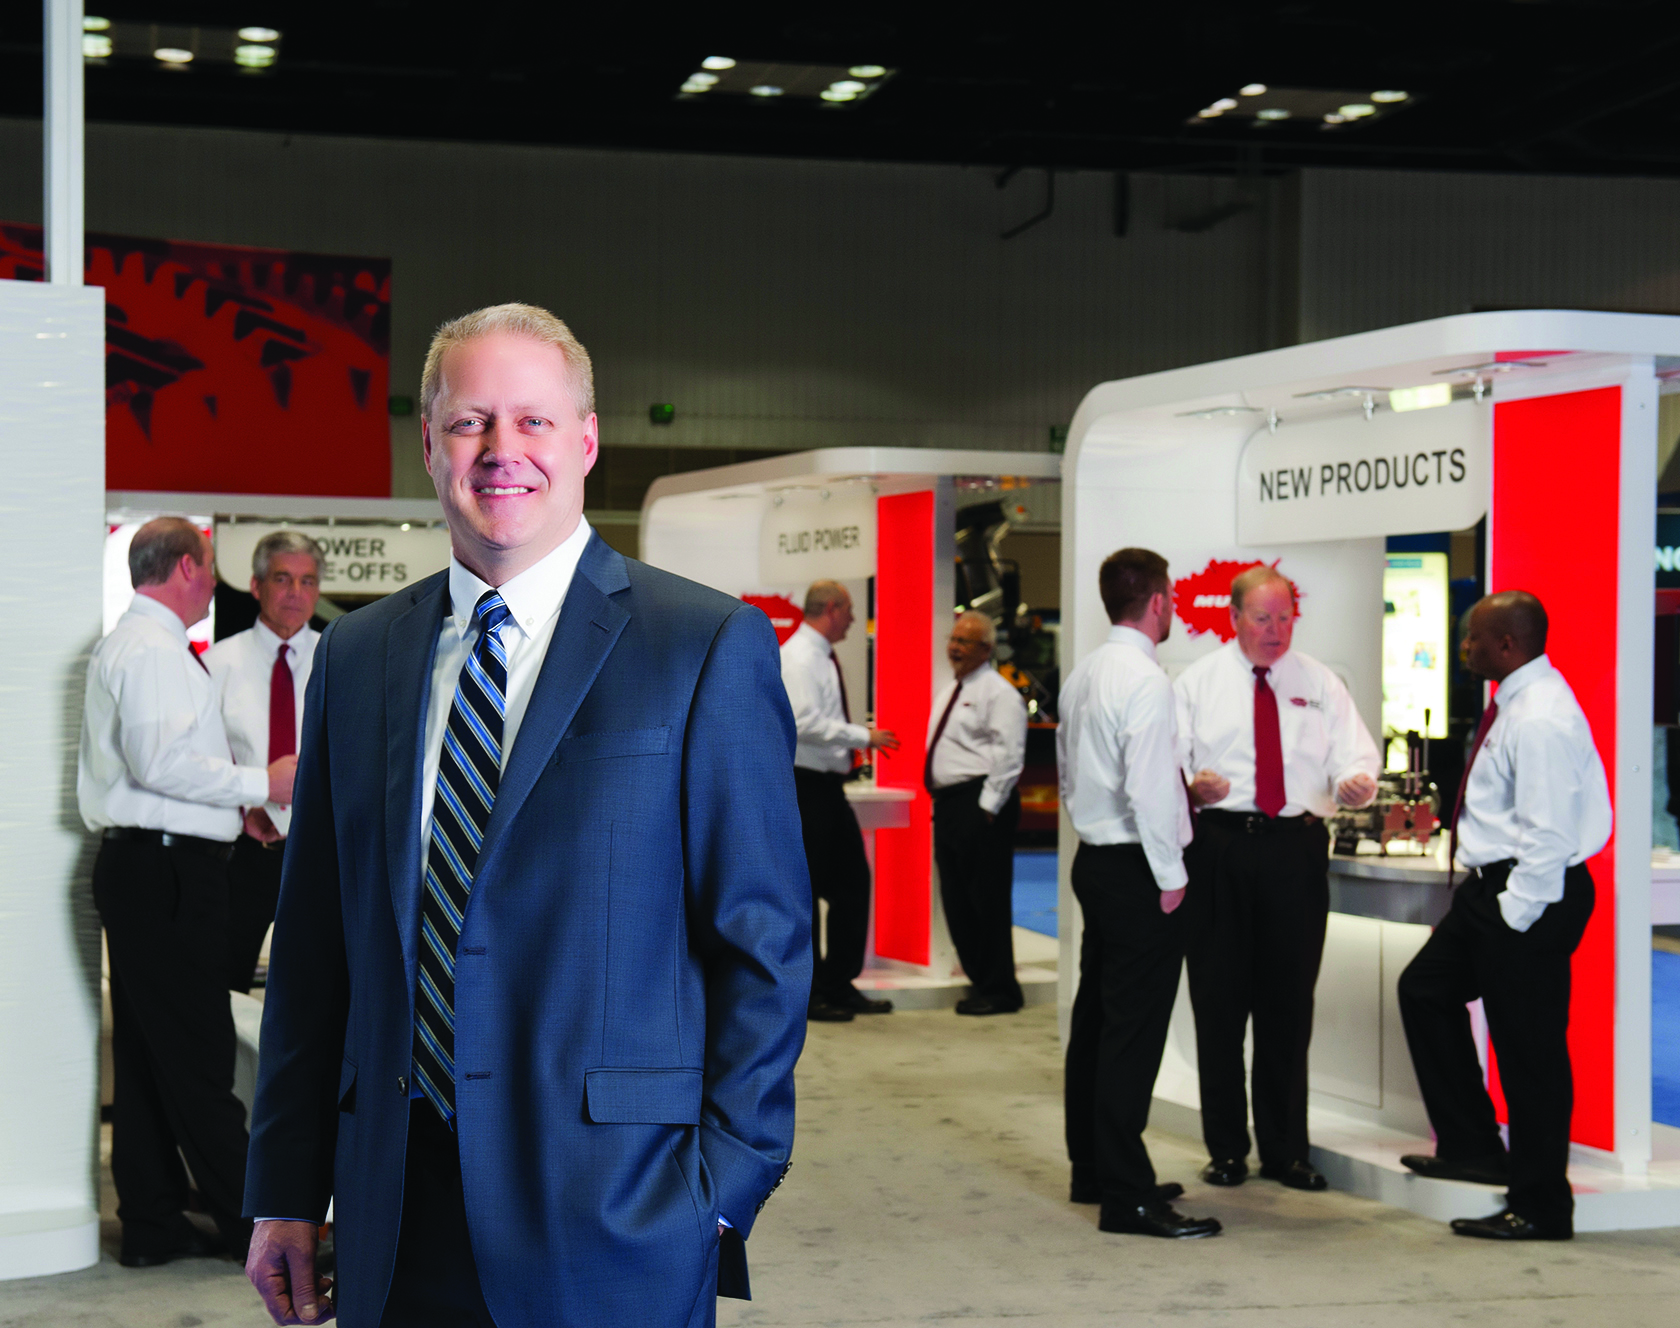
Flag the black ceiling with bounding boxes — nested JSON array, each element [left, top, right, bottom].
[[8, 2, 1680, 178]]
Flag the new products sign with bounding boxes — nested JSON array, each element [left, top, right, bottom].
[[758, 489, 876, 585], [215, 520, 453, 596], [1236, 398, 1489, 545]]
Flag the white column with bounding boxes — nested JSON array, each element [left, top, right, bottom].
[[43, 0, 85, 286]]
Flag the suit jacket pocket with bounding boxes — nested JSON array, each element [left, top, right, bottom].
[[584, 1067, 702, 1124], [556, 726, 671, 764]]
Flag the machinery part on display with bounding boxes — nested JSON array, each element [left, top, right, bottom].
[[1330, 722, 1439, 856], [954, 499, 1060, 719]]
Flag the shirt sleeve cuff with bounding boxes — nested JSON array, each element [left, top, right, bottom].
[[1497, 890, 1547, 932], [845, 723, 871, 750], [240, 766, 271, 806]]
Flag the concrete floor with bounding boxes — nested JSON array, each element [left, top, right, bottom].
[[2, 1004, 1677, 1326]]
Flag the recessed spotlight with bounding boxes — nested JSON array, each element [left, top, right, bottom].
[[701, 55, 736, 70], [1371, 89, 1408, 103], [1240, 82, 1266, 96], [1256, 107, 1289, 121], [82, 34, 112, 57], [153, 47, 194, 64], [849, 64, 886, 78], [687, 71, 719, 86], [1197, 106, 1224, 118], [821, 88, 857, 102], [1212, 97, 1238, 111], [237, 27, 281, 43], [1323, 112, 1346, 124], [1339, 103, 1375, 118], [681, 77, 714, 93], [235, 44, 276, 68], [83, 15, 110, 31], [749, 84, 783, 97], [831, 79, 866, 94]]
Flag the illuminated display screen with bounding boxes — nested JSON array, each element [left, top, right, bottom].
[[1382, 552, 1449, 762]]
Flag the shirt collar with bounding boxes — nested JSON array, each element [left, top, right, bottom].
[[127, 592, 191, 641], [794, 621, 833, 656], [251, 617, 314, 657], [1235, 641, 1291, 676], [1108, 623, 1158, 661], [955, 660, 996, 685], [447, 517, 593, 642], [1494, 652, 1552, 702]]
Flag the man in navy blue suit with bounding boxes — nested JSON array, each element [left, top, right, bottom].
[[242, 303, 811, 1326]]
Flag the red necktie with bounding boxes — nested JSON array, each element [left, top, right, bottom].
[[923, 680, 963, 793], [1448, 700, 1500, 887], [1253, 665, 1286, 818], [830, 653, 852, 723], [270, 642, 296, 764]]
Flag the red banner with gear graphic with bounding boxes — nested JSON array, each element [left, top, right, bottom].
[[1173, 558, 1300, 641], [1, 222, 390, 497]]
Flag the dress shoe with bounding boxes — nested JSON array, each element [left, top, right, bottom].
[[806, 998, 855, 1022], [1259, 1160, 1327, 1191], [1400, 1153, 1509, 1186], [955, 996, 1019, 1016], [1099, 1201, 1221, 1239], [1450, 1209, 1572, 1241], [1070, 1177, 1184, 1205], [119, 1225, 226, 1268], [1199, 1158, 1248, 1187], [834, 988, 894, 1015]]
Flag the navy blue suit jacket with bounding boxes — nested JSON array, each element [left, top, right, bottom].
[[245, 535, 812, 1327]]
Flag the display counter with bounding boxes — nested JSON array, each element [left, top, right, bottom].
[[1329, 840, 1453, 926], [845, 781, 915, 832]]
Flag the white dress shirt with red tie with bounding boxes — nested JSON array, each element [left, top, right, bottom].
[[925, 662, 1027, 814], [780, 621, 870, 774], [207, 619, 319, 837]]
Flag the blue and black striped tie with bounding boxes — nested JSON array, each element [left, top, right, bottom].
[[414, 590, 512, 1124]]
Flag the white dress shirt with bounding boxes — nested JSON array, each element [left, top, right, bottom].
[[780, 621, 869, 774], [1057, 625, 1193, 892], [207, 619, 319, 837], [1174, 641, 1380, 819], [419, 519, 594, 860], [926, 662, 1028, 814], [1456, 654, 1612, 932], [78, 595, 269, 840]]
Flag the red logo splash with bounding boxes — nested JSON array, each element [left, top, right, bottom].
[[742, 594, 804, 645], [1172, 559, 1300, 642]]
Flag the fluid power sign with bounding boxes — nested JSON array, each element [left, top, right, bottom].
[[758, 490, 876, 584]]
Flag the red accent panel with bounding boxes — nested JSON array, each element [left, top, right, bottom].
[[740, 594, 804, 645], [872, 491, 935, 965], [1489, 386, 1619, 1151]]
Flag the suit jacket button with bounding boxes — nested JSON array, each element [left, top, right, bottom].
[[397, 1075, 408, 1094]]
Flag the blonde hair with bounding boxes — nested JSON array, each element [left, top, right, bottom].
[[420, 302, 595, 421]]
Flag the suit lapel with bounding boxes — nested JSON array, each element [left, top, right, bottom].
[[385, 573, 449, 1000], [474, 534, 631, 884]]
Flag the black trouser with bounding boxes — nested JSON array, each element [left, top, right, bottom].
[[1065, 842, 1185, 1205], [1398, 861, 1594, 1229], [793, 767, 871, 1003], [226, 833, 284, 994], [380, 1100, 498, 1326], [1184, 811, 1329, 1168], [93, 837, 252, 1257], [933, 779, 1023, 1008]]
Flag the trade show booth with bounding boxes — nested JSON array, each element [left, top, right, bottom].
[[1062, 310, 1680, 1230], [643, 447, 1061, 1004]]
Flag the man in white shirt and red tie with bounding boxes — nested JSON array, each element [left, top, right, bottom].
[[78, 518, 297, 1267], [780, 580, 899, 1022], [1174, 565, 1380, 1192], [925, 610, 1027, 1016], [206, 530, 322, 993], [1398, 591, 1610, 1241], [1059, 548, 1220, 1238]]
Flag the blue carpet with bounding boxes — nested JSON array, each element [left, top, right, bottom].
[[1656, 949, 1680, 1128], [1013, 850, 1058, 937]]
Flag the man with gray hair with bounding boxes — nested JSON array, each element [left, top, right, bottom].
[[925, 610, 1028, 1014], [207, 529, 323, 992], [79, 517, 297, 1267]]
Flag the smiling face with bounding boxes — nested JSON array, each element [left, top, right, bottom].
[[1231, 577, 1295, 668], [422, 331, 599, 585]]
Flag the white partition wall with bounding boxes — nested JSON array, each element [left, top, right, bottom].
[[0, 279, 106, 1276]]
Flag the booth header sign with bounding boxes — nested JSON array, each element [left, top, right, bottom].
[[215, 520, 452, 597], [1236, 399, 1489, 545], [758, 490, 876, 585]]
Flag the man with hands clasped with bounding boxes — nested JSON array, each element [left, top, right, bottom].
[[1059, 549, 1220, 1239], [1174, 566, 1380, 1193]]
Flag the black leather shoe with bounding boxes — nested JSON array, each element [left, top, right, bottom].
[[1099, 1201, 1221, 1238], [1450, 1209, 1572, 1241], [1200, 1158, 1248, 1187], [1260, 1160, 1328, 1191], [119, 1226, 225, 1268], [955, 997, 1019, 1016], [835, 988, 894, 1014], [1071, 1178, 1184, 1204], [807, 998, 855, 1022], [1400, 1153, 1510, 1186]]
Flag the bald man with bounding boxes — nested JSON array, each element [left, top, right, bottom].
[[1398, 591, 1610, 1241]]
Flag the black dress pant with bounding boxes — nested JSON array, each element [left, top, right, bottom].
[[1398, 861, 1594, 1230], [933, 779, 1023, 1008], [93, 837, 252, 1257], [226, 833, 284, 994], [793, 767, 871, 1003], [1065, 842, 1185, 1204], [1184, 812, 1329, 1168], [380, 1100, 497, 1327]]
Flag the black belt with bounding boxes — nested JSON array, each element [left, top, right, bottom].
[[1465, 858, 1517, 880], [1198, 808, 1321, 836], [240, 833, 287, 854], [102, 826, 236, 863], [929, 776, 987, 800]]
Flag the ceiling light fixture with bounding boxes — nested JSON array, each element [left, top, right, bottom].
[[831, 79, 866, 94], [1212, 97, 1238, 111], [1371, 89, 1408, 103], [235, 43, 276, 68], [237, 26, 280, 42], [1339, 103, 1375, 118], [83, 15, 110, 30], [750, 84, 783, 97], [1197, 106, 1223, 118], [1240, 83, 1266, 96], [82, 34, 112, 57], [681, 78, 713, 93], [1323, 113, 1345, 124], [687, 71, 719, 86], [821, 87, 857, 102], [849, 64, 886, 78], [1256, 107, 1289, 121], [702, 55, 736, 70], [153, 47, 194, 64]]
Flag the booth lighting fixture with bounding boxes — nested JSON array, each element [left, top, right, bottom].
[[750, 84, 783, 97], [1256, 108, 1290, 121], [850, 64, 887, 78], [1371, 89, 1408, 103], [702, 55, 737, 70], [1293, 386, 1387, 401], [83, 15, 110, 31], [1388, 383, 1454, 413], [237, 26, 281, 43], [1177, 405, 1262, 419], [83, 34, 112, 57], [153, 47, 194, 64], [235, 44, 276, 68], [1431, 359, 1547, 376], [1240, 82, 1266, 96]]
